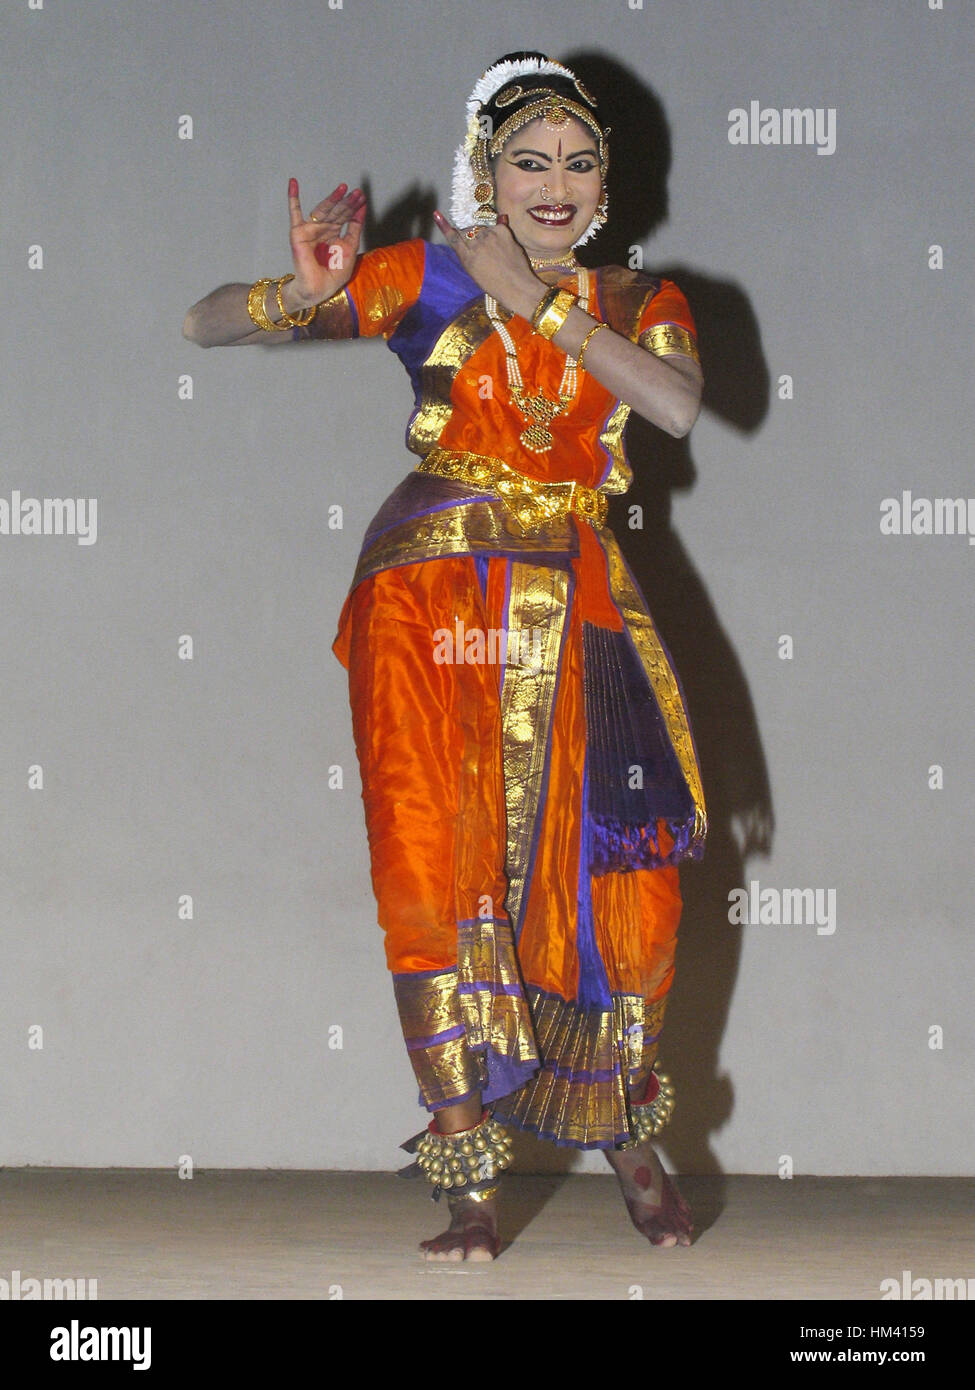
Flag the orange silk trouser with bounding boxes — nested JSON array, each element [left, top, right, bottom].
[[333, 553, 683, 1146]]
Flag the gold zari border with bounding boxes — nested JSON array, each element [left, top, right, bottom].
[[419, 447, 608, 534], [407, 300, 500, 455], [349, 499, 576, 592], [457, 919, 539, 1066], [392, 919, 539, 1111], [349, 514, 705, 847], [493, 990, 669, 1147], [499, 564, 571, 933], [597, 397, 633, 495]]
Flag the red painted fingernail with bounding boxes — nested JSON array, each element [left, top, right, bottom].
[[289, 178, 298, 196]]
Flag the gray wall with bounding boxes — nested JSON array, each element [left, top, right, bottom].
[[2, 0, 972, 1175]]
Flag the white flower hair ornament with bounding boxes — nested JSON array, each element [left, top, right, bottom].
[[449, 55, 610, 247]]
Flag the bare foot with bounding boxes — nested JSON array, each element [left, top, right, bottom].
[[605, 1141, 693, 1247], [420, 1194, 501, 1262]]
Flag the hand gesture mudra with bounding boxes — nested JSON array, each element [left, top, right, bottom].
[[432, 210, 539, 312], [288, 178, 367, 306]]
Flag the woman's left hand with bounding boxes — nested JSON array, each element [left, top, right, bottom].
[[433, 210, 543, 318]]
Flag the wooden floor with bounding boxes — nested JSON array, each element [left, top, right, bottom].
[[2, 1169, 973, 1300]]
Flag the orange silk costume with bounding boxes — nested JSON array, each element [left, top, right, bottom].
[[302, 237, 706, 1147]]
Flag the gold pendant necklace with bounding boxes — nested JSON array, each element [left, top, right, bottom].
[[485, 269, 590, 453], [510, 388, 573, 452]]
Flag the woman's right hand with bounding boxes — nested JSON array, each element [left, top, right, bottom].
[[288, 179, 367, 306]]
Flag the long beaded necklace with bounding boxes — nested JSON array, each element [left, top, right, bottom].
[[484, 267, 590, 454]]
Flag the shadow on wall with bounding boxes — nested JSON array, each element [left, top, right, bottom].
[[339, 54, 776, 1203], [569, 51, 775, 1192]]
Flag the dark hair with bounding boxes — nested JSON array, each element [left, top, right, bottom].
[[478, 50, 602, 131]]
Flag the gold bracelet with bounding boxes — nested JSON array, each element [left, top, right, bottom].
[[576, 321, 607, 370], [275, 273, 316, 328], [534, 288, 577, 341], [246, 275, 316, 331], [246, 277, 293, 332], [247, 278, 281, 331], [530, 286, 562, 331]]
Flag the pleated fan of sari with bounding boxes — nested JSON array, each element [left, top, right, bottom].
[[582, 622, 697, 872]]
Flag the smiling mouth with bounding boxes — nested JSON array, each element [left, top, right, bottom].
[[528, 204, 576, 224]]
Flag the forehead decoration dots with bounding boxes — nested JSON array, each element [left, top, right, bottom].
[[450, 54, 610, 246]]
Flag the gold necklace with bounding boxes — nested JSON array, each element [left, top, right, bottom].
[[528, 251, 580, 271], [485, 269, 590, 453]]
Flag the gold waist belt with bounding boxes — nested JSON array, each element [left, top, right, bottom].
[[417, 447, 608, 535]]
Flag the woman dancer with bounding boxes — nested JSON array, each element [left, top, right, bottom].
[[184, 51, 706, 1262]]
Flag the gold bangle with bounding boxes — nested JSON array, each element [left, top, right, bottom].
[[274, 273, 316, 328], [246, 275, 315, 331], [530, 286, 562, 331], [246, 278, 287, 332], [576, 321, 607, 370], [534, 288, 577, 340]]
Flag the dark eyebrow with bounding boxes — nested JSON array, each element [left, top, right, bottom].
[[506, 147, 599, 161]]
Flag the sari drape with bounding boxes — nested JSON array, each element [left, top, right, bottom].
[[314, 238, 706, 1147]]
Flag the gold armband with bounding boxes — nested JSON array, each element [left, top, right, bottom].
[[638, 323, 700, 365]]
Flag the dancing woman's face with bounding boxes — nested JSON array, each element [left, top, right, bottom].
[[491, 115, 601, 259]]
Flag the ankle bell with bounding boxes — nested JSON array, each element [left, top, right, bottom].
[[619, 1062, 676, 1149], [415, 1111, 514, 1201]]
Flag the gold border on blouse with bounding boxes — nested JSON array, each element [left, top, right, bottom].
[[406, 299, 502, 455], [597, 398, 634, 496]]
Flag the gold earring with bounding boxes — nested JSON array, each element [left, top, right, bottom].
[[471, 135, 496, 220]]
